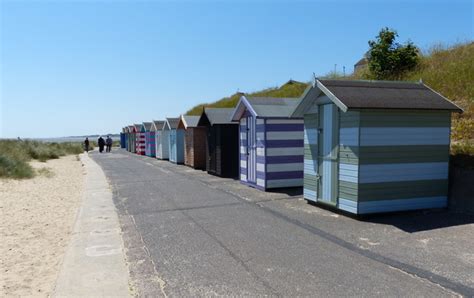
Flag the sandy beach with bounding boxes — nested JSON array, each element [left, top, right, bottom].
[[0, 155, 84, 296]]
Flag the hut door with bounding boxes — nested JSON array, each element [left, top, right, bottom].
[[170, 131, 176, 161], [318, 104, 339, 205], [247, 116, 256, 183]]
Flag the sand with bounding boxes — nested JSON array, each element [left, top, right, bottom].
[[0, 155, 85, 296]]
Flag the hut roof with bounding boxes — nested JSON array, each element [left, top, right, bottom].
[[292, 79, 463, 116], [141, 122, 152, 132], [165, 118, 180, 130], [201, 108, 236, 125], [151, 120, 165, 131], [133, 124, 142, 131], [179, 115, 201, 129], [231, 96, 301, 120]]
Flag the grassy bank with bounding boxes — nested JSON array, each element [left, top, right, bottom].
[[185, 80, 309, 115], [0, 140, 84, 179]]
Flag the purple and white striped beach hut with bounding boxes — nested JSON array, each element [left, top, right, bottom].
[[231, 96, 304, 191]]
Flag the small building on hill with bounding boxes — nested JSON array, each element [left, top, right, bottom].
[[354, 57, 368, 73], [151, 120, 165, 159], [164, 118, 183, 164], [178, 115, 206, 169], [198, 108, 239, 178], [291, 79, 462, 214], [231, 96, 304, 190]]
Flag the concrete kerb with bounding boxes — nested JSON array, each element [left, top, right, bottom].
[[53, 153, 131, 297]]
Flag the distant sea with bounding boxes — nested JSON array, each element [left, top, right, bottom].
[[23, 135, 121, 143]]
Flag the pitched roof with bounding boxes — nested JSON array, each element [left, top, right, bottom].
[[292, 79, 462, 116], [165, 118, 180, 129], [180, 115, 201, 128], [204, 108, 236, 125], [151, 120, 165, 131], [231, 96, 301, 120], [142, 122, 152, 132], [133, 124, 142, 131]]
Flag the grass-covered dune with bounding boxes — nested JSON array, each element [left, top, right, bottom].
[[185, 80, 309, 115], [0, 140, 84, 179]]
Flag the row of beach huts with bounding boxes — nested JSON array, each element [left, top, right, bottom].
[[119, 79, 462, 215]]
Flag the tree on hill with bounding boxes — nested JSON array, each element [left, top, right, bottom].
[[367, 27, 419, 80]]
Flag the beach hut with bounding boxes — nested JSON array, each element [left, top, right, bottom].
[[151, 120, 166, 159], [158, 119, 171, 160], [291, 79, 462, 214], [123, 127, 129, 150], [198, 108, 239, 178], [128, 125, 137, 153], [141, 122, 155, 157], [231, 96, 304, 190], [178, 115, 206, 169], [134, 124, 145, 155], [120, 127, 126, 149], [164, 118, 184, 164]]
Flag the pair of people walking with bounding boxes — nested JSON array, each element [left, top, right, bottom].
[[98, 136, 113, 153], [83, 136, 113, 153]]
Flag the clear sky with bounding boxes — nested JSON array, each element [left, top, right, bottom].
[[1, 0, 472, 138]]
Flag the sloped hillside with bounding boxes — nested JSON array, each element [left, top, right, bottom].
[[354, 42, 474, 151], [185, 80, 309, 116]]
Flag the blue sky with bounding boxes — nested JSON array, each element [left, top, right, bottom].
[[1, 0, 472, 138]]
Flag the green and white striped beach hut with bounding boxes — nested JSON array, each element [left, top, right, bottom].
[[291, 79, 462, 214]]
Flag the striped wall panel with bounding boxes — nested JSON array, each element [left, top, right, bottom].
[[303, 114, 318, 201], [145, 131, 156, 157], [356, 110, 451, 212], [263, 118, 303, 189], [239, 118, 248, 183]]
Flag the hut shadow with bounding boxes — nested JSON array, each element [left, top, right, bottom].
[[265, 187, 303, 197], [359, 209, 474, 233], [305, 200, 474, 233]]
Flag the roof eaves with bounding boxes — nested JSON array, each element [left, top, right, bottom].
[[230, 96, 257, 121], [422, 83, 463, 113], [316, 80, 349, 112], [291, 84, 320, 117]]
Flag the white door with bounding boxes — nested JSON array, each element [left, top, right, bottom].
[[247, 116, 256, 183], [318, 104, 338, 204]]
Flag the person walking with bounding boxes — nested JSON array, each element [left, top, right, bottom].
[[106, 135, 113, 153], [98, 136, 105, 153], [84, 137, 90, 153]]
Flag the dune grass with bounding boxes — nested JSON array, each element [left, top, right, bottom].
[[0, 140, 84, 179], [353, 42, 474, 155], [185, 80, 309, 115]]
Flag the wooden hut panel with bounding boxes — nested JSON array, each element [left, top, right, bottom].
[[192, 127, 207, 169], [160, 130, 170, 160], [233, 96, 304, 191], [199, 108, 239, 178], [292, 79, 461, 214], [145, 131, 156, 157]]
